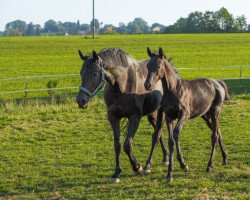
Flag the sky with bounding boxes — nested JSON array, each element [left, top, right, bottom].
[[0, 0, 250, 31]]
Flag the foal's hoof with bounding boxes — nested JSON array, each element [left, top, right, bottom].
[[109, 177, 120, 183], [162, 161, 169, 166], [143, 168, 151, 174], [166, 177, 173, 184], [222, 160, 228, 166], [135, 165, 144, 175], [183, 164, 189, 172], [206, 166, 213, 173]]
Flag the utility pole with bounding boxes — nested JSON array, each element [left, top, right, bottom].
[[92, 0, 95, 38]]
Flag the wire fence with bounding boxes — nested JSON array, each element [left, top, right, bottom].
[[0, 66, 249, 99]]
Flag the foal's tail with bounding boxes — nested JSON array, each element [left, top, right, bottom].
[[218, 80, 231, 100]]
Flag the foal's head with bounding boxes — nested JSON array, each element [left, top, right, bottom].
[[76, 50, 104, 109], [144, 47, 168, 91]]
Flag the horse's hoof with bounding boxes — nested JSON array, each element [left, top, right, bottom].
[[166, 177, 173, 184], [135, 165, 144, 175], [183, 164, 188, 172], [162, 161, 169, 166], [109, 177, 120, 183]]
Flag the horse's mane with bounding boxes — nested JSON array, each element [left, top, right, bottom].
[[98, 48, 138, 68]]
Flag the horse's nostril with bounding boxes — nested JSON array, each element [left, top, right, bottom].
[[144, 82, 151, 90]]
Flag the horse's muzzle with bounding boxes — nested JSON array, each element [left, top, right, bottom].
[[76, 98, 89, 109], [144, 81, 152, 91]]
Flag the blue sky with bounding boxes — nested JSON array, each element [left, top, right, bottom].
[[1, 0, 250, 31]]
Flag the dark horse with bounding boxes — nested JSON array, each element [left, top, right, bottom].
[[76, 48, 168, 182], [144, 47, 230, 183]]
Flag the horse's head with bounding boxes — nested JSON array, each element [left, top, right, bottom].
[[144, 47, 166, 91], [76, 50, 105, 109]]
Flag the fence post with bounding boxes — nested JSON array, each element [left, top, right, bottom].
[[25, 76, 28, 98], [240, 66, 243, 93]]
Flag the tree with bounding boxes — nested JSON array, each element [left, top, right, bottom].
[[80, 23, 90, 33], [202, 11, 220, 33], [117, 22, 128, 34], [63, 22, 77, 35], [44, 20, 58, 33], [8, 29, 21, 36], [215, 7, 234, 32], [233, 15, 247, 32], [26, 22, 35, 36], [127, 18, 149, 34], [5, 20, 27, 35], [76, 20, 80, 31], [186, 11, 203, 33]]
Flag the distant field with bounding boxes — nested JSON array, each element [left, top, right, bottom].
[[0, 34, 250, 98]]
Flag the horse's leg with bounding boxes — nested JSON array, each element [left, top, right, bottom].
[[206, 108, 221, 173], [108, 113, 122, 183], [218, 127, 228, 165], [144, 109, 167, 174], [173, 112, 189, 172], [123, 114, 142, 174], [202, 114, 228, 166], [166, 118, 174, 183]]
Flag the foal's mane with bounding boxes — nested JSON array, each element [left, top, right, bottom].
[[152, 51, 179, 76], [98, 48, 138, 68]]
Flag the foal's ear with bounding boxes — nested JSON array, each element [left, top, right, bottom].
[[159, 47, 164, 58], [147, 47, 153, 57], [92, 50, 99, 61], [78, 50, 87, 61]]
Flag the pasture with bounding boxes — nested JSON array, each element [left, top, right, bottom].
[[0, 34, 250, 199], [0, 34, 250, 98]]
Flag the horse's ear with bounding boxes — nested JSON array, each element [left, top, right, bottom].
[[78, 50, 87, 61], [147, 47, 153, 57], [92, 50, 99, 61], [159, 47, 164, 58]]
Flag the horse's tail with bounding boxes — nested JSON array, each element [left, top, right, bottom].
[[218, 80, 231, 100]]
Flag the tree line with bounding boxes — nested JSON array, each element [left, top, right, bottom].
[[1, 7, 249, 36]]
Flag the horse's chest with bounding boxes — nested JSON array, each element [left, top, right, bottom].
[[161, 95, 179, 120]]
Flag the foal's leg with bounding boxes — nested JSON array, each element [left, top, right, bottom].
[[108, 113, 122, 183], [173, 112, 189, 171], [202, 114, 228, 166], [166, 118, 175, 183], [123, 114, 143, 174], [206, 108, 221, 173], [144, 109, 167, 173]]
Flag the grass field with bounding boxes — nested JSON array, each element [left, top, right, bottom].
[[0, 34, 250, 98], [0, 34, 249, 199], [0, 95, 249, 199]]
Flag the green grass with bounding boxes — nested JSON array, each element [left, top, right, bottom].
[[0, 34, 249, 199], [0, 34, 250, 98], [0, 96, 249, 199]]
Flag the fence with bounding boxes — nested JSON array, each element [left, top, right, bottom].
[[0, 66, 249, 99]]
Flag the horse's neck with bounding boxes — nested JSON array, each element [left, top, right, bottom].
[[104, 65, 140, 94], [162, 63, 179, 93]]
